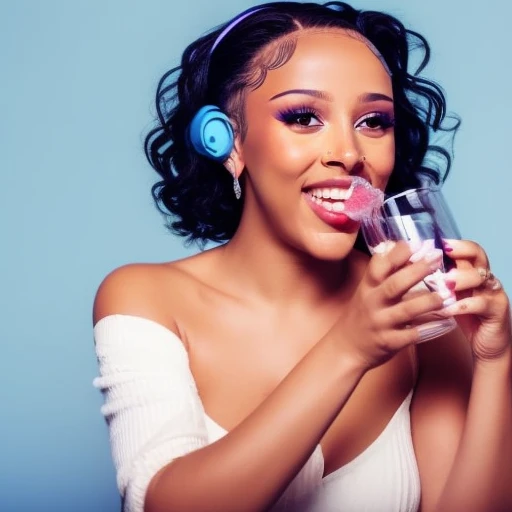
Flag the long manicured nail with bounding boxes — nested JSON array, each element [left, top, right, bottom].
[[424, 249, 443, 271], [442, 296, 456, 307], [438, 301, 459, 316], [442, 239, 458, 252], [416, 320, 455, 343], [425, 248, 442, 261], [409, 241, 429, 262], [444, 279, 456, 291], [408, 238, 423, 253]]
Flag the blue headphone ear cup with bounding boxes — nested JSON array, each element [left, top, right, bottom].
[[188, 105, 234, 161]]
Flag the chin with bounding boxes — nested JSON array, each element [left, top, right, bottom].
[[300, 231, 359, 262]]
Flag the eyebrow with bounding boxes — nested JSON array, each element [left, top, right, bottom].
[[269, 89, 333, 101], [359, 92, 393, 103], [269, 89, 393, 104]]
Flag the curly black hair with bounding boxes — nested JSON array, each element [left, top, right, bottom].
[[144, 1, 459, 246]]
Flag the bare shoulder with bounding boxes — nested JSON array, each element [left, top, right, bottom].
[[93, 260, 196, 329]]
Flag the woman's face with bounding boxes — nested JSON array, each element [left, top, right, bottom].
[[239, 29, 395, 260]]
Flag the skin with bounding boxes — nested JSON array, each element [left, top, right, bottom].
[[94, 29, 512, 512]]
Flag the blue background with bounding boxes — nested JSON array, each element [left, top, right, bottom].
[[2, 1, 509, 511]]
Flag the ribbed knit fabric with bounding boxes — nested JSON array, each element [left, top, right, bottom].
[[93, 315, 208, 512], [94, 314, 420, 512]]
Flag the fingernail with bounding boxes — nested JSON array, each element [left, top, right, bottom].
[[445, 279, 456, 291], [424, 250, 443, 271], [435, 282, 456, 305], [416, 319, 456, 343], [440, 303, 458, 316], [442, 296, 456, 307], [424, 249, 443, 263], [442, 239, 457, 252], [437, 287, 452, 300], [408, 238, 423, 253]]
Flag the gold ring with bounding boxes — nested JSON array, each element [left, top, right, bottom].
[[478, 267, 502, 292], [490, 278, 502, 291]]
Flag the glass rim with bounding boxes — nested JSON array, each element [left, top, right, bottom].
[[383, 185, 442, 205]]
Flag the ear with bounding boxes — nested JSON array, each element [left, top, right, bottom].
[[223, 137, 245, 178]]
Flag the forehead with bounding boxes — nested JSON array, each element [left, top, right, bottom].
[[250, 29, 393, 99]]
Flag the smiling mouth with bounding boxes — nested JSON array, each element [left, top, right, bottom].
[[307, 185, 354, 213], [304, 177, 384, 224]]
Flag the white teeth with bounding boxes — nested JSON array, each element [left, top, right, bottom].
[[310, 186, 352, 200], [330, 188, 342, 200], [331, 201, 345, 212], [307, 186, 352, 214]]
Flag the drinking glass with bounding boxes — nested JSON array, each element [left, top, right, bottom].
[[361, 186, 461, 343]]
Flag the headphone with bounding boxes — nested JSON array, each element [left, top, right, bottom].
[[187, 7, 267, 162], [187, 105, 234, 162]]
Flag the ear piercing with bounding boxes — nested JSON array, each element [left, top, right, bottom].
[[233, 175, 242, 200], [226, 162, 242, 200]]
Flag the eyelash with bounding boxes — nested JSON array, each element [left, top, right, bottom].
[[276, 106, 395, 131], [357, 112, 395, 131], [277, 105, 322, 127]]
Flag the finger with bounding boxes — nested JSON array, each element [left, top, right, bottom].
[[380, 252, 444, 300], [445, 267, 488, 292], [391, 322, 438, 347], [368, 240, 413, 283], [393, 326, 423, 348], [446, 267, 506, 297], [440, 293, 509, 319], [385, 290, 446, 326], [443, 239, 489, 268]]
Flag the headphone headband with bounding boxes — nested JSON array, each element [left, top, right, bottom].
[[210, 7, 268, 54], [188, 3, 392, 163]]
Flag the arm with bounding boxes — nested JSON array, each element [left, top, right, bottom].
[[413, 332, 512, 512], [93, 248, 446, 512], [412, 240, 512, 512], [94, 291, 365, 512]]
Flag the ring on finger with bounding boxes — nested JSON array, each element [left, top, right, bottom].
[[477, 267, 502, 291]]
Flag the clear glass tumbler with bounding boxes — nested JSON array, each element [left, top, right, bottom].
[[361, 186, 461, 343]]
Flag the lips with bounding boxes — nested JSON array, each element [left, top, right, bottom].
[[303, 176, 384, 228]]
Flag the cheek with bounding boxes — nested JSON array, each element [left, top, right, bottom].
[[243, 122, 318, 178], [368, 137, 395, 189]]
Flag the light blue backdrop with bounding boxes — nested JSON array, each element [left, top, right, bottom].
[[1, 1, 509, 511]]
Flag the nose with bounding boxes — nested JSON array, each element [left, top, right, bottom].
[[320, 125, 363, 172]]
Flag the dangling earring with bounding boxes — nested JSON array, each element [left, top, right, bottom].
[[227, 162, 242, 200], [233, 174, 242, 200]]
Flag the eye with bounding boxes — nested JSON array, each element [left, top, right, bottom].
[[277, 106, 323, 129], [356, 112, 395, 134]]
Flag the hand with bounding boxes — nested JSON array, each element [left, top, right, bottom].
[[441, 239, 512, 361], [331, 241, 446, 370]]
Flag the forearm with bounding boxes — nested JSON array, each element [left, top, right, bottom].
[[145, 335, 365, 512], [436, 347, 512, 512]]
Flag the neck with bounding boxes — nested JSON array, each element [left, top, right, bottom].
[[214, 212, 359, 307]]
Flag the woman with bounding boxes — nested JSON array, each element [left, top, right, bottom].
[[93, 2, 512, 511]]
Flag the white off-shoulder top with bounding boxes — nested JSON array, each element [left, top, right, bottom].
[[94, 314, 421, 512]]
